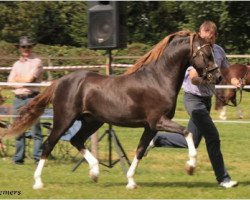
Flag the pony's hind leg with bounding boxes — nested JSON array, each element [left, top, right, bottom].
[[126, 127, 156, 189], [70, 120, 103, 182], [33, 133, 62, 189], [33, 159, 46, 189], [33, 117, 76, 189]]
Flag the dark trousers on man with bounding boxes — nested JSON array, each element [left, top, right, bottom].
[[153, 92, 231, 183], [12, 96, 43, 164]]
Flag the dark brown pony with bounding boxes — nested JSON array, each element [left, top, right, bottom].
[[0, 31, 220, 189], [215, 64, 250, 120]]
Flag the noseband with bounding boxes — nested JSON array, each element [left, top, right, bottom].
[[192, 44, 219, 82]]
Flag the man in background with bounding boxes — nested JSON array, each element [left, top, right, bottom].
[[8, 36, 43, 165]]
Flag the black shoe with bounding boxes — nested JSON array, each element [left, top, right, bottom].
[[34, 159, 40, 165], [13, 161, 24, 165]]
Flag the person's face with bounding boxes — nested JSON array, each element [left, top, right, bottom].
[[199, 27, 217, 44], [19, 45, 33, 57]]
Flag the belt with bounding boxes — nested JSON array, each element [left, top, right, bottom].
[[15, 92, 39, 100]]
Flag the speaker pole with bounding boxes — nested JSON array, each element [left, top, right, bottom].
[[72, 50, 131, 174], [106, 49, 112, 76], [98, 50, 131, 174], [105, 50, 113, 167]]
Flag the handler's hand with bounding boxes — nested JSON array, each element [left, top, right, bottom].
[[189, 68, 210, 85], [231, 78, 245, 88]]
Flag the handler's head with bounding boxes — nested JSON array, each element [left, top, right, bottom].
[[199, 21, 218, 44]]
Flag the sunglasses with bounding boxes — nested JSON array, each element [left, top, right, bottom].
[[20, 45, 32, 49]]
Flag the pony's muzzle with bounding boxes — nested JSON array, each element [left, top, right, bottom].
[[207, 66, 222, 84], [216, 75, 223, 84], [213, 68, 223, 84]]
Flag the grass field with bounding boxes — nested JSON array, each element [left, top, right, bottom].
[[0, 90, 250, 199]]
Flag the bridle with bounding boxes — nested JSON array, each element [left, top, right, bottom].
[[192, 43, 219, 82], [191, 41, 248, 107]]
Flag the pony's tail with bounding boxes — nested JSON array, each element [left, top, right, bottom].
[[0, 81, 57, 138]]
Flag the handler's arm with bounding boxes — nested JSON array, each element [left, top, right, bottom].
[[189, 68, 208, 85]]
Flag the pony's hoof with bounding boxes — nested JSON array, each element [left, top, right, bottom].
[[126, 183, 138, 190], [89, 172, 98, 182], [33, 182, 44, 190], [219, 115, 227, 120], [185, 163, 195, 175]]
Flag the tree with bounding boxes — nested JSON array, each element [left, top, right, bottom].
[[127, 1, 184, 45], [219, 1, 250, 54], [179, 1, 250, 53], [0, 2, 87, 46], [0, 1, 248, 54], [32, 2, 87, 46]]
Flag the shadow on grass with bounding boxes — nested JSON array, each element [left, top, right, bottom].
[[104, 181, 216, 188], [104, 180, 250, 188], [238, 181, 250, 186]]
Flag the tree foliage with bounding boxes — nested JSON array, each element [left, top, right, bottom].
[[0, 1, 249, 53]]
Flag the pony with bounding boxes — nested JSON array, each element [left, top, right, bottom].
[[215, 64, 250, 120], [0, 30, 221, 190]]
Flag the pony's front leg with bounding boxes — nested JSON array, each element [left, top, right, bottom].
[[156, 116, 197, 175], [126, 128, 156, 189], [236, 105, 243, 119], [219, 106, 227, 120], [126, 156, 140, 189], [184, 132, 197, 175], [83, 149, 99, 182], [33, 159, 46, 189]]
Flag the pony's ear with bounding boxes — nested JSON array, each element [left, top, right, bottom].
[[196, 33, 203, 42], [197, 33, 214, 45]]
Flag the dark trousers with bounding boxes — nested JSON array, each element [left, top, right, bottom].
[[154, 92, 231, 183], [12, 96, 43, 163]]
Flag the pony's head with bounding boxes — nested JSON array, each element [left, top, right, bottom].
[[190, 34, 222, 84]]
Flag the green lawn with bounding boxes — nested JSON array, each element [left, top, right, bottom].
[[0, 91, 250, 199]]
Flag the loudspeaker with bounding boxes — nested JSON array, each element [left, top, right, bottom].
[[87, 1, 127, 50]]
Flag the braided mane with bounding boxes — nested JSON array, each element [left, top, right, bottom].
[[124, 30, 196, 75]]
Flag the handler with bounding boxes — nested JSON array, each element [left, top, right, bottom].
[[146, 21, 243, 188]]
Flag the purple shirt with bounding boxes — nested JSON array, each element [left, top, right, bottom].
[[183, 44, 229, 97]]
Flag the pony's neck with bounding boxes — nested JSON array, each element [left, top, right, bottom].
[[155, 41, 190, 90]]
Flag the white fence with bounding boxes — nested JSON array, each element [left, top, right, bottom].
[[0, 54, 249, 71], [0, 64, 133, 71], [1, 82, 250, 89]]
